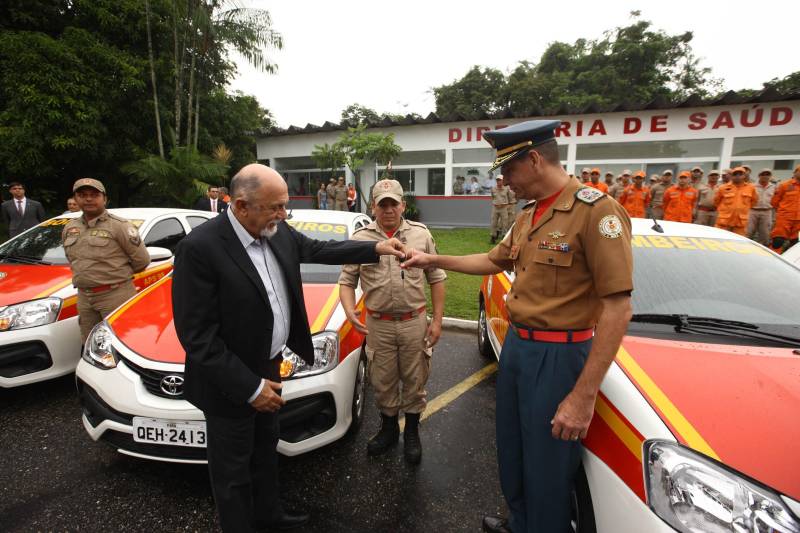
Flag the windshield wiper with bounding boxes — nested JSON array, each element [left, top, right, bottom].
[[0, 252, 51, 265], [631, 313, 800, 346]]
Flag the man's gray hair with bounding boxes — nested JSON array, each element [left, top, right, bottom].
[[230, 171, 262, 202]]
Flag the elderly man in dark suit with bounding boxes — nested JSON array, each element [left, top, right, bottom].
[[1, 182, 46, 238], [172, 164, 406, 532]]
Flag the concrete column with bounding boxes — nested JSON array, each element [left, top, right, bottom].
[[566, 143, 577, 175], [720, 137, 734, 170], [444, 148, 453, 196]]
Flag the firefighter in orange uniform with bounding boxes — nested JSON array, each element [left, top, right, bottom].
[[662, 171, 698, 223], [619, 171, 651, 218], [588, 168, 609, 193], [769, 164, 800, 252], [714, 167, 758, 236]]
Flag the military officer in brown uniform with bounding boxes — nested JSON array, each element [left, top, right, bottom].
[[695, 170, 720, 226], [63, 178, 150, 341], [338, 179, 446, 464], [333, 176, 348, 211], [401, 120, 633, 533], [650, 170, 673, 219], [325, 178, 337, 210], [490, 176, 511, 243]]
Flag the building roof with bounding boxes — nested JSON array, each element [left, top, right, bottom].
[[259, 88, 800, 138]]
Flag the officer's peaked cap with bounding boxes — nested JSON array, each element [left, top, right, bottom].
[[483, 120, 561, 171]]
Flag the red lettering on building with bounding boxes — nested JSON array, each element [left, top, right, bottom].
[[688, 112, 707, 130], [740, 106, 763, 127], [476, 126, 490, 141], [466, 128, 472, 142], [555, 122, 571, 137], [588, 120, 607, 136], [449, 128, 462, 143], [712, 111, 734, 129], [576, 120, 584, 136], [770, 107, 792, 126], [650, 115, 668, 132], [623, 117, 642, 134]]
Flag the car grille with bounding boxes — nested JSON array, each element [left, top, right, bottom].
[[120, 356, 184, 399]]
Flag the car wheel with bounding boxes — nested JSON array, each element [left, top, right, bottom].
[[478, 299, 493, 359], [348, 347, 368, 434], [570, 465, 597, 533]]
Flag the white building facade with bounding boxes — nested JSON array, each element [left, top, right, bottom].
[[257, 96, 800, 226]]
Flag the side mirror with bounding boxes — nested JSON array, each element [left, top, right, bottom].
[[146, 246, 173, 262]]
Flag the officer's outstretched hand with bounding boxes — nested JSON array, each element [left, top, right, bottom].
[[400, 248, 433, 269], [345, 307, 369, 336], [550, 390, 595, 441], [375, 237, 407, 259], [250, 380, 285, 413]]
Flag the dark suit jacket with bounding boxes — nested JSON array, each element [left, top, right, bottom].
[[172, 213, 378, 417], [192, 197, 227, 213], [1, 198, 46, 238]]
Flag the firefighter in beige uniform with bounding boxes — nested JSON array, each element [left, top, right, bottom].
[[504, 186, 517, 234], [63, 178, 150, 341], [695, 170, 720, 226], [490, 176, 511, 243], [333, 176, 349, 211], [338, 179, 446, 465]]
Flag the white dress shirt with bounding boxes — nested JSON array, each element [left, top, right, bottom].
[[226, 209, 291, 402]]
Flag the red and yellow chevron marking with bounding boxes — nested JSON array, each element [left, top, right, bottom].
[[57, 295, 78, 321], [615, 345, 719, 461], [107, 275, 170, 325], [310, 284, 340, 333], [338, 298, 366, 361], [34, 277, 74, 299]]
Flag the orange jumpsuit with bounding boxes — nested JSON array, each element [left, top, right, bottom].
[[588, 181, 609, 193], [662, 186, 698, 223], [619, 185, 651, 218], [770, 178, 800, 248], [714, 182, 758, 235]]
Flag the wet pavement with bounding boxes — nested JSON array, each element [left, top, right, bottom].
[[0, 330, 505, 532]]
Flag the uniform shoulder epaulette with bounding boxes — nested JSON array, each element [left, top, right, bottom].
[[405, 220, 427, 229], [575, 187, 606, 205], [106, 213, 130, 223]]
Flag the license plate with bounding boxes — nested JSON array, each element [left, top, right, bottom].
[[132, 417, 207, 448]]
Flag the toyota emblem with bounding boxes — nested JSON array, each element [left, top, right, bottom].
[[160, 374, 184, 396]]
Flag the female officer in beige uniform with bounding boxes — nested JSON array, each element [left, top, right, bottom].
[[338, 179, 446, 465]]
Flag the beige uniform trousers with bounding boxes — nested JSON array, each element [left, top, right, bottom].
[[651, 206, 664, 220], [747, 209, 774, 246], [77, 281, 137, 341], [365, 311, 431, 416], [335, 200, 348, 211], [695, 210, 718, 227], [504, 206, 516, 233], [491, 207, 509, 237]]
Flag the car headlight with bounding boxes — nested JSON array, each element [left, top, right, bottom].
[[644, 439, 800, 533], [81, 322, 119, 369], [280, 331, 339, 379], [0, 297, 62, 331]]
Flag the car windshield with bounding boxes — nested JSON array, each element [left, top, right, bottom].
[[0, 218, 72, 265], [288, 220, 349, 283], [631, 234, 800, 328]]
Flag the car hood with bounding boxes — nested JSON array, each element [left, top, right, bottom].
[[0, 264, 73, 306], [617, 335, 800, 500], [108, 278, 340, 365]]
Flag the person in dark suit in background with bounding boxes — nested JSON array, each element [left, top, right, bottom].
[[172, 164, 406, 532], [193, 185, 227, 213], [1, 182, 46, 239]]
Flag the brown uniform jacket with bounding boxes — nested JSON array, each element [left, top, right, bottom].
[[696, 183, 718, 209], [338, 219, 446, 312], [491, 186, 511, 206], [334, 184, 348, 202], [650, 182, 670, 208], [714, 182, 758, 227], [62, 211, 150, 289], [488, 178, 633, 330]]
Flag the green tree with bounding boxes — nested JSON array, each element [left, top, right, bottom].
[[763, 71, 800, 93], [340, 103, 381, 126], [311, 143, 346, 177], [433, 66, 508, 117]]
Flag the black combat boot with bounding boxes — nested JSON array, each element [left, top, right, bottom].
[[403, 412, 422, 465], [367, 413, 399, 456], [489, 234, 497, 244]]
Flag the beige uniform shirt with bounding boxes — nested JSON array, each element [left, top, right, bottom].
[[339, 219, 446, 312], [650, 182, 670, 208], [326, 183, 336, 200], [696, 183, 719, 208], [334, 184, 348, 202], [62, 211, 150, 289], [609, 182, 628, 202], [491, 186, 511, 206], [488, 178, 633, 330], [753, 182, 776, 209]]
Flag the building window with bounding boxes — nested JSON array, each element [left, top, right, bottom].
[[729, 159, 800, 180], [284, 172, 310, 196], [732, 135, 800, 157], [274, 156, 317, 170], [383, 169, 414, 193], [453, 148, 493, 164], [576, 139, 723, 159], [453, 166, 495, 195], [391, 150, 446, 165], [427, 168, 445, 195]]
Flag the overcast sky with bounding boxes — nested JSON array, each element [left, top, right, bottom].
[[228, 0, 799, 128]]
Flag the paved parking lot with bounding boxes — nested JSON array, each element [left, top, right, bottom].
[[0, 330, 505, 532]]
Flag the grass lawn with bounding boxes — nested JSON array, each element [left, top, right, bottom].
[[425, 227, 494, 320]]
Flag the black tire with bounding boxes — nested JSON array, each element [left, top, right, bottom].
[[478, 299, 494, 359], [571, 465, 597, 533], [347, 347, 368, 435]]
